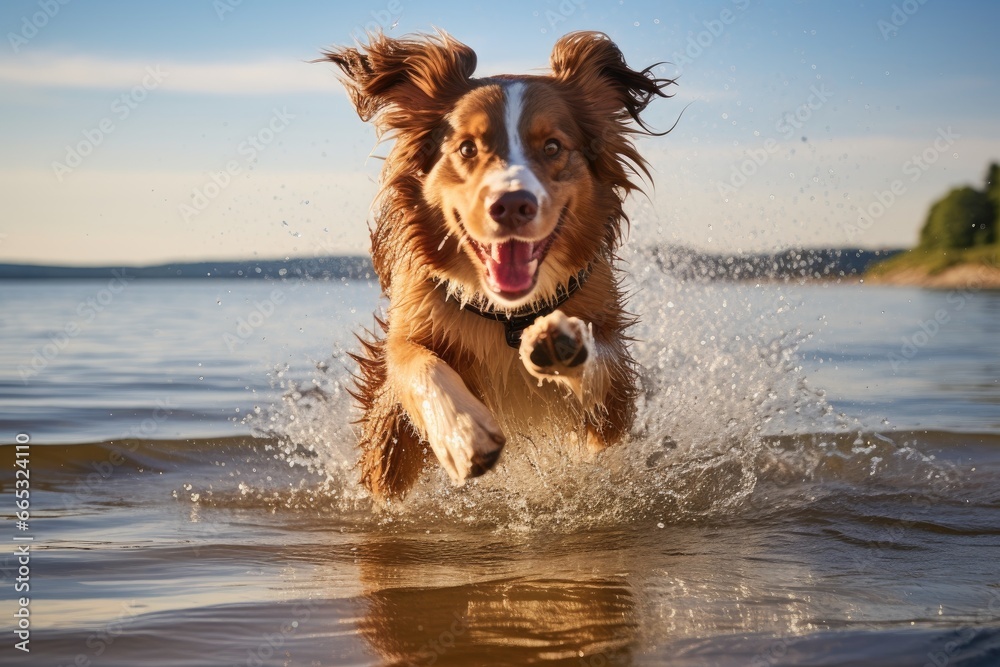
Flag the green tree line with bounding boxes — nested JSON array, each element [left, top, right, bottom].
[[918, 162, 999, 250]]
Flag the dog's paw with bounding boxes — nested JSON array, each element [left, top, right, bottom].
[[429, 405, 506, 485], [420, 365, 506, 484], [519, 310, 592, 381]]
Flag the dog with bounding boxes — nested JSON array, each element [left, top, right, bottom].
[[323, 30, 673, 499]]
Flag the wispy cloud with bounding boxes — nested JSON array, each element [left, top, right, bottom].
[[0, 52, 336, 94], [0, 51, 738, 101]]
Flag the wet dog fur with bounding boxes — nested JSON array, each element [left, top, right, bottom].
[[323, 30, 673, 499]]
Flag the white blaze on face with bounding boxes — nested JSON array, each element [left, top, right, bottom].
[[481, 82, 548, 212]]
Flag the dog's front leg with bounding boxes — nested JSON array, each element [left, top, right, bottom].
[[386, 337, 506, 484]]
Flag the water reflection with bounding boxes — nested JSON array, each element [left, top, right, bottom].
[[353, 536, 639, 666]]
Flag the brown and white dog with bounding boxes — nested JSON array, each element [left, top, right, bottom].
[[323, 31, 673, 500]]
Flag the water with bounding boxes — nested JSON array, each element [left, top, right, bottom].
[[1, 268, 999, 666]]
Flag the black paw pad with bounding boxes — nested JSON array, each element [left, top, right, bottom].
[[552, 331, 579, 364], [552, 331, 587, 367], [530, 343, 554, 368], [468, 448, 502, 477]]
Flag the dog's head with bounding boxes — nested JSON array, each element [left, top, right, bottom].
[[325, 31, 673, 308]]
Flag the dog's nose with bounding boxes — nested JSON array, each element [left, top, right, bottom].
[[488, 190, 537, 228]]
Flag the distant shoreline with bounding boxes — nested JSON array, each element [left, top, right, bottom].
[[865, 246, 1000, 290], [3, 250, 997, 288], [865, 263, 1000, 289], [0, 256, 376, 282], [0, 248, 902, 283]]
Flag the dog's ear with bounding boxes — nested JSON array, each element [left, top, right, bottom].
[[322, 31, 477, 136], [550, 31, 673, 134]]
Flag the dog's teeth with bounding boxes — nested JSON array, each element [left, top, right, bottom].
[[490, 244, 501, 262], [527, 259, 538, 275]]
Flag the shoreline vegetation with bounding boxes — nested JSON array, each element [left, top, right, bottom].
[[866, 161, 1000, 289], [866, 246, 1000, 289]]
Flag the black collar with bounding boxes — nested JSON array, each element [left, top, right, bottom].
[[446, 266, 591, 348]]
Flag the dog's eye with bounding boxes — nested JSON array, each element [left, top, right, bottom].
[[459, 140, 478, 159], [543, 139, 562, 157]]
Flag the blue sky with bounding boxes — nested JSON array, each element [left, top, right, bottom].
[[1, 0, 998, 264]]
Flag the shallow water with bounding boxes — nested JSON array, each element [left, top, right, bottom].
[[1, 268, 999, 666]]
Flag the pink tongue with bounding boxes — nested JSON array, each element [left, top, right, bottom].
[[487, 240, 536, 294]]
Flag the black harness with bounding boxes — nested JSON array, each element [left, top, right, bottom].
[[446, 266, 591, 348]]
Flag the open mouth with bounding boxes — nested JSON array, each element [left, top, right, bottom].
[[461, 206, 567, 302]]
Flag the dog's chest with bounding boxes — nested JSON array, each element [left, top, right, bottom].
[[465, 345, 587, 439]]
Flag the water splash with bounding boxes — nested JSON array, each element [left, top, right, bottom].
[[227, 248, 964, 530]]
